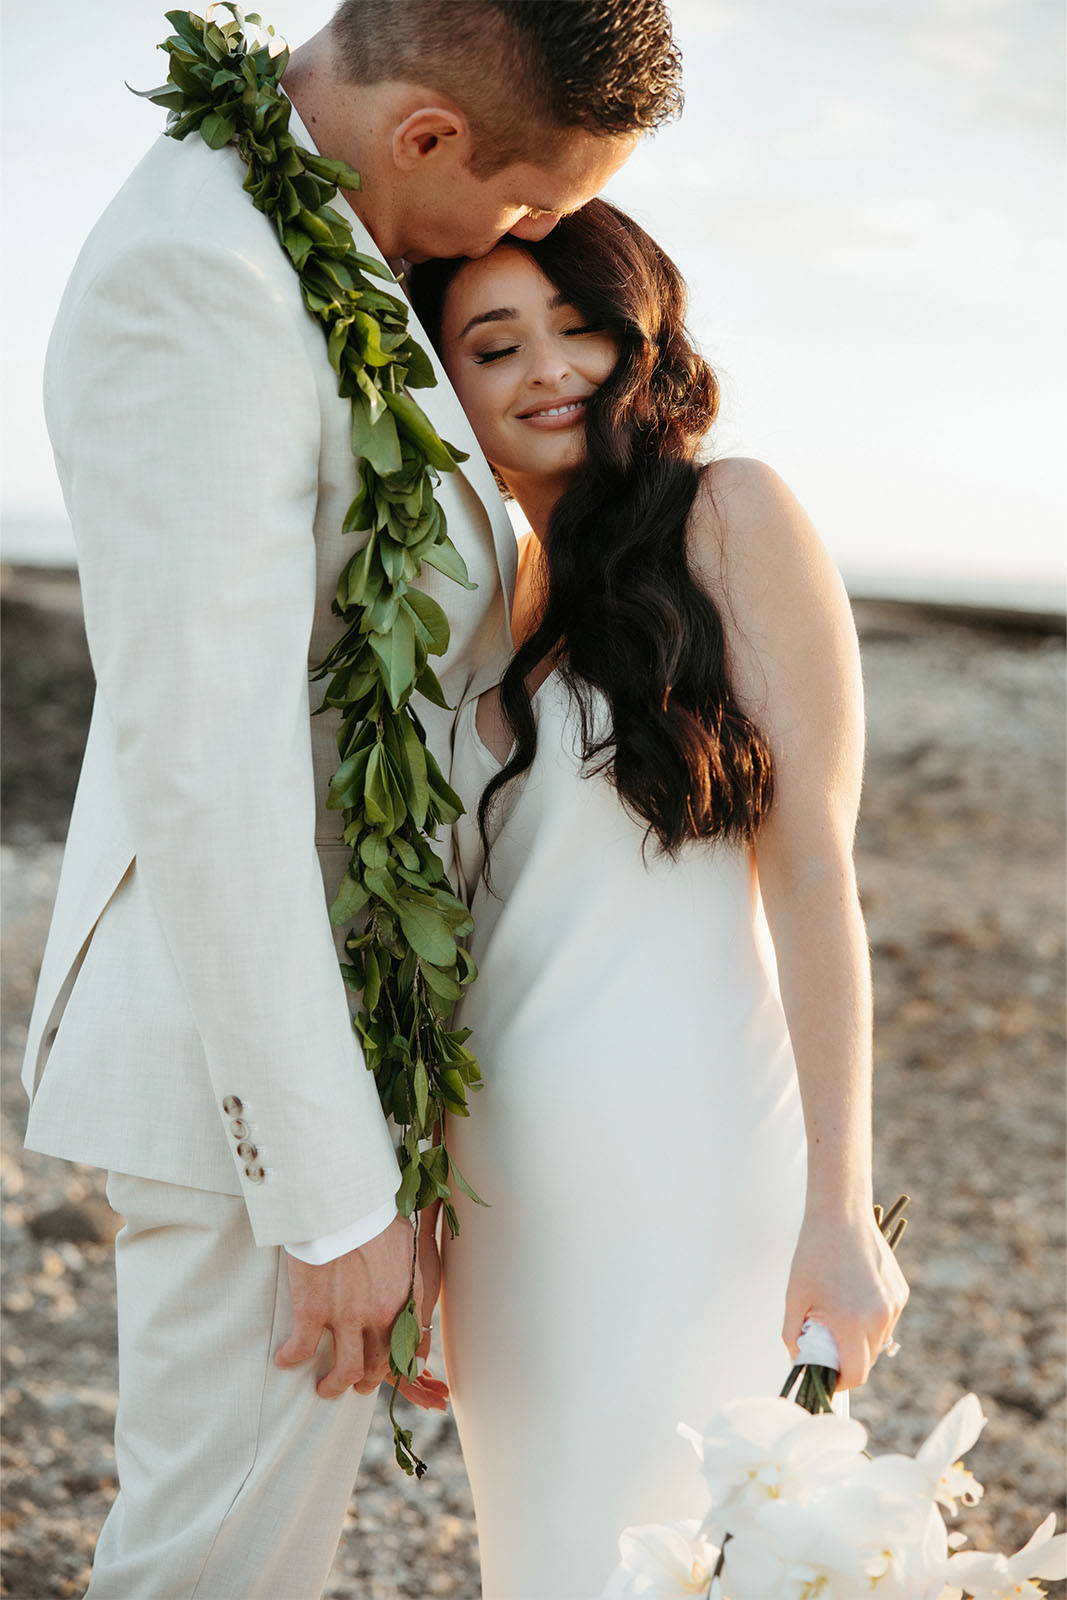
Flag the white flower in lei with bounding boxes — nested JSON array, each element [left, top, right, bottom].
[[204, 2, 286, 56]]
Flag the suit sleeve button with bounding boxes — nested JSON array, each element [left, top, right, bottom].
[[244, 1165, 266, 1183], [222, 1095, 244, 1115], [228, 1119, 249, 1139], [236, 1141, 258, 1160]]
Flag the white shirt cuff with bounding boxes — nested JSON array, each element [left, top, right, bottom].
[[282, 1198, 399, 1264]]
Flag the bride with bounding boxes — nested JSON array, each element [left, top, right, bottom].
[[406, 198, 909, 1598]]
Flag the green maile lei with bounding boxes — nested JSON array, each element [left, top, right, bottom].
[[131, 3, 489, 1478]]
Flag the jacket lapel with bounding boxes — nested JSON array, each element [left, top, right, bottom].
[[282, 94, 518, 615]]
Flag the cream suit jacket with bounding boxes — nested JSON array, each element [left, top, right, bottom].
[[20, 95, 517, 1249]]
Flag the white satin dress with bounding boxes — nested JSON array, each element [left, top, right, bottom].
[[438, 666, 849, 1600]]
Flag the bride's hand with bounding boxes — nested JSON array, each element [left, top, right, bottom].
[[366, 1203, 451, 1411], [781, 1204, 909, 1392], [390, 1360, 450, 1410]]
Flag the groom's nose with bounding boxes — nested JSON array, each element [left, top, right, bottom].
[[508, 211, 562, 243]]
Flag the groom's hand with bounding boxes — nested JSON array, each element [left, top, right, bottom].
[[274, 1214, 427, 1399]]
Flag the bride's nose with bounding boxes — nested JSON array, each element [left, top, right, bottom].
[[525, 338, 572, 388]]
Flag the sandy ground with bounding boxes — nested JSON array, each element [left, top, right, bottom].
[[1, 563, 1064, 1599]]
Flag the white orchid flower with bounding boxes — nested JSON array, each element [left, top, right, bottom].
[[600, 1520, 724, 1599], [910, 1392, 987, 1517], [943, 1511, 1067, 1598], [679, 1397, 867, 1541], [717, 1506, 837, 1599], [721, 1465, 946, 1600]]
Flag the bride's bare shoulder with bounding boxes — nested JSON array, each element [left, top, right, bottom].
[[686, 454, 848, 616], [684, 455, 860, 721], [689, 455, 817, 572]]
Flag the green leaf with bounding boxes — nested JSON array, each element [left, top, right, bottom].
[[163, 10, 206, 49], [421, 533, 475, 590], [201, 22, 230, 62], [359, 832, 390, 869], [350, 391, 402, 477], [327, 316, 349, 375], [426, 759, 465, 825], [394, 1160, 421, 1218], [132, 83, 186, 109], [413, 1059, 429, 1125], [328, 870, 369, 925], [284, 227, 314, 271], [354, 363, 387, 423], [381, 391, 464, 472], [168, 54, 211, 98], [419, 962, 461, 1003], [390, 1303, 422, 1377], [302, 151, 363, 189], [369, 605, 416, 710], [361, 588, 401, 635], [396, 898, 457, 966], [199, 109, 236, 149], [400, 339, 436, 389], [363, 745, 392, 828], [449, 1156, 490, 1207], [398, 713, 430, 829], [351, 309, 392, 368], [363, 946, 382, 1012], [416, 1166, 441, 1208], [403, 589, 450, 655], [343, 466, 375, 532], [316, 254, 355, 292], [364, 864, 402, 913], [380, 538, 409, 585], [297, 205, 339, 244], [279, 177, 302, 222], [414, 662, 451, 710], [393, 836, 420, 871], [326, 746, 371, 809], [349, 248, 397, 282], [342, 538, 383, 610]]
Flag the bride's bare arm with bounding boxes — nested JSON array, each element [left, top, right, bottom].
[[687, 458, 906, 1388]]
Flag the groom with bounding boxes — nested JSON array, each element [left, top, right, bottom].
[[19, 0, 682, 1593]]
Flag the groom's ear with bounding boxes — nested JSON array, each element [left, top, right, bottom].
[[391, 105, 470, 171]]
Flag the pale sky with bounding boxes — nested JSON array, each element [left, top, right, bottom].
[[1, 0, 1064, 607]]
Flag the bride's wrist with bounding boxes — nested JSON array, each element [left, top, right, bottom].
[[804, 1178, 875, 1224]]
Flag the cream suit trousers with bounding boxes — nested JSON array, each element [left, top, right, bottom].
[[85, 1170, 379, 1599]]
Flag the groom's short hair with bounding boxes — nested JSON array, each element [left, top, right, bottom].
[[329, 0, 683, 177]]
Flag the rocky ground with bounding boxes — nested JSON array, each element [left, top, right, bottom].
[[1, 562, 1064, 1599]]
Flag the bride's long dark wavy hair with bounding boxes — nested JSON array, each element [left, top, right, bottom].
[[407, 197, 775, 864]]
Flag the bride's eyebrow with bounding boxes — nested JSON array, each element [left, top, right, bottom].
[[457, 291, 568, 342]]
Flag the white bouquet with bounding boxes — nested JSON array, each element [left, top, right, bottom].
[[602, 1317, 1064, 1600]]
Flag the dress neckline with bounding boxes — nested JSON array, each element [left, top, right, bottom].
[[466, 668, 561, 773]]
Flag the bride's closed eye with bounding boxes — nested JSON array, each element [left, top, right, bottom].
[[473, 325, 605, 365]]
